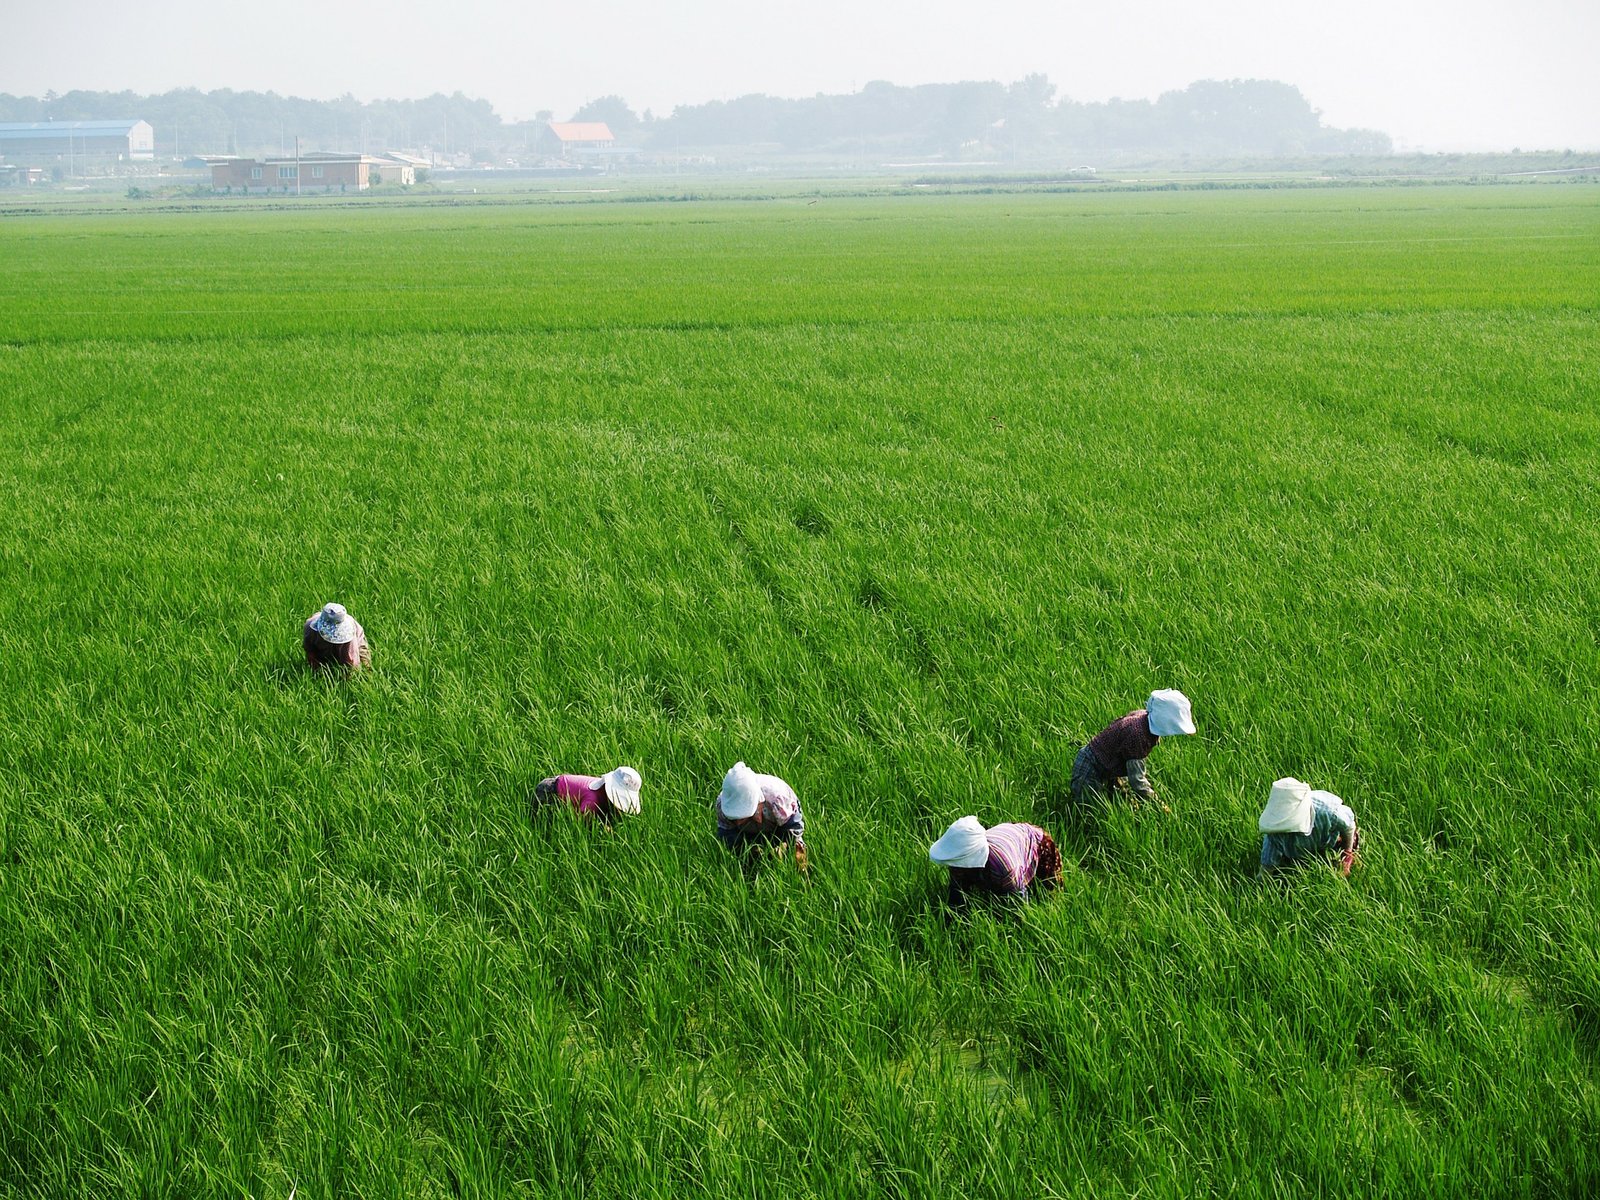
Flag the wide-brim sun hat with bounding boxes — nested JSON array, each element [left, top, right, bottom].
[[1146, 688, 1196, 736], [309, 601, 359, 645], [718, 761, 762, 820], [596, 765, 643, 815], [929, 816, 990, 868], [1259, 777, 1314, 836]]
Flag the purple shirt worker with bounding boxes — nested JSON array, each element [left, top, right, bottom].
[[303, 602, 371, 671], [929, 816, 1063, 908], [1070, 689, 1196, 809], [535, 766, 643, 826]]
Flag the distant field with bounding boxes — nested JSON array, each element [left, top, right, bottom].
[[1, 186, 1597, 1197]]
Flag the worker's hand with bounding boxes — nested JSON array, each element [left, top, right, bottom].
[[1340, 850, 1354, 877], [794, 844, 809, 872]]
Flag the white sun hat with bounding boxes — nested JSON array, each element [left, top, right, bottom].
[[1146, 688, 1197, 736], [1259, 777, 1314, 836], [596, 766, 643, 815], [718, 761, 763, 820], [309, 602, 359, 645], [929, 816, 990, 868]]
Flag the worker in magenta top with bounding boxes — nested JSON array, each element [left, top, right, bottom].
[[715, 761, 808, 871], [534, 766, 642, 826], [1070, 689, 1196, 809], [928, 816, 1063, 908], [303, 602, 372, 671]]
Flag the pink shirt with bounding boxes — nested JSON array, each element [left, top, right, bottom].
[[548, 774, 610, 818], [984, 823, 1047, 892], [945, 823, 1050, 906], [748, 775, 800, 829]]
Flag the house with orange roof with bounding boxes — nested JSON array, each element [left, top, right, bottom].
[[541, 121, 616, 158]]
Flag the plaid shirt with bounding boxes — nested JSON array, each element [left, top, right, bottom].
[[1086, 710, 1159, 773], [1260, 797, 1357, 871]]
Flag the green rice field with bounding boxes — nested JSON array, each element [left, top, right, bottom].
[[1, 185, 1598, 1196]]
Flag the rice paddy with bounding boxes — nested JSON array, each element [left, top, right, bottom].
[[1, 184, 1598, 1197]]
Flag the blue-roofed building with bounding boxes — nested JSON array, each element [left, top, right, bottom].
[[0, 120, 155, 167]]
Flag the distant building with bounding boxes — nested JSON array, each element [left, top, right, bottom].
[[210, 152, 402, 192], [541, 121, 615, 158], [0, 120, 155, 168], [0, 163, 47, 185], [371, 151, 427, 184]]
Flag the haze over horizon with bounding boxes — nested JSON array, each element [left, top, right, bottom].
[[4, 0, 1597, 153]]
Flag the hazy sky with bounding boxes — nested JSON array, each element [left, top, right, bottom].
[[4, 0, 1597, 151]]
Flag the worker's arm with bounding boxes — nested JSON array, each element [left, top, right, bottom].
[[1125, 757, 1158, 802], [1337, 827, 1356, 877], [774, 806, 805, 848]]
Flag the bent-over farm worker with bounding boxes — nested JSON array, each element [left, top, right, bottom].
[[1258, 777, 1359, 877], [929, 816, 1063, 908], [303, 602, 371, 670], [1069, 689, 1196, 809], [716, 761, 808, 871], [535, 766, 643, 826]]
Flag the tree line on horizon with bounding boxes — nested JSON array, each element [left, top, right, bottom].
[[0, 77, 1391, 162]]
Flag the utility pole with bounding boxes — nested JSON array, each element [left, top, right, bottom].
[[295, 135, 301, 195]]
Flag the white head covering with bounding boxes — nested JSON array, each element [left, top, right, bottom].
[[1146, 689, 1196, 736], [929, 816, 991, 868], [309, 602, 359, 645], [595, 766, 642, 815], [1259, 777, 1314, 836], [717, 762, 762, 820]]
